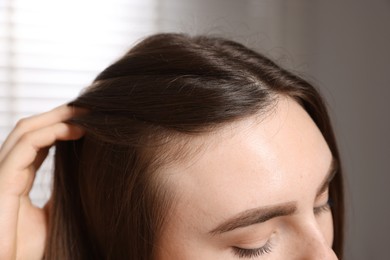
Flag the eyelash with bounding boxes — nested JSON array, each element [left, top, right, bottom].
[[232, 242, 272, 258], [314, 199, 332, 215]]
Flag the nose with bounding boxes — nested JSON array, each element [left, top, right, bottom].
[[300, 235, 338, 260], [298, 221, 338, 260]]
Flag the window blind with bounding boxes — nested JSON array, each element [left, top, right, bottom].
[[0, 0, 161, 207]]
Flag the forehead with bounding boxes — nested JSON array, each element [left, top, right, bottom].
[[160, 96, 332, 234]]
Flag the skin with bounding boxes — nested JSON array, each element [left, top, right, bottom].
[[0, 105, 86, 259], [155, 96, 338, 259]]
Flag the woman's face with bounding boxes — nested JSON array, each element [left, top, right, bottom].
[[155, 97, 338, 259]]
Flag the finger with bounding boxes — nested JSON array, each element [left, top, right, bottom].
[[0, 104, 88, 161], [20, 148, 50, 197], [4, 122, 85, 171], [32, 148, 50, 173], [16, 148, 50, 197], [0, 123, 85, 196], [0, 104, 87, 159]]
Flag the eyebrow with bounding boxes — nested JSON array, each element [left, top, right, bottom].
[[208, 157, 338, 236], [208, 202, 297, 235]]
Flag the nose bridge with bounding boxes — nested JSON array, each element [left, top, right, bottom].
[[298, 218, 338, 260]]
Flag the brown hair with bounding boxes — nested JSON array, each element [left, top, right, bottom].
[[44, 33, 344, 259]]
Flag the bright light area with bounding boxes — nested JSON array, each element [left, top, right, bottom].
[[0, 0, 159, 207]]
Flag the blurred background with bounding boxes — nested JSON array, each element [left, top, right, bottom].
[[0, 0, 389, 259]]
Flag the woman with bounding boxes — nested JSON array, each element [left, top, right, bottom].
[[0, 33, 344, 259]]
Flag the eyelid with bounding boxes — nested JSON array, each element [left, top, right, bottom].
[[232, 240, 273, 258], [232, 231, 276, 258], [323, 183, 331, 193], [314, 186, 331, 215], [316, 185, 330, 200], [314, 199, 332, 215]]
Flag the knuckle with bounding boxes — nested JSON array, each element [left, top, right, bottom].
[[19, 132, 34, 145], [15, 117, 30, 130]]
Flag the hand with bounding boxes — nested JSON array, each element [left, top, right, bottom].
[[0, 104, 86, 260]]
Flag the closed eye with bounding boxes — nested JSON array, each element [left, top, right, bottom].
[[314, 200, 331, 216], [232, 241, 273, 258]]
